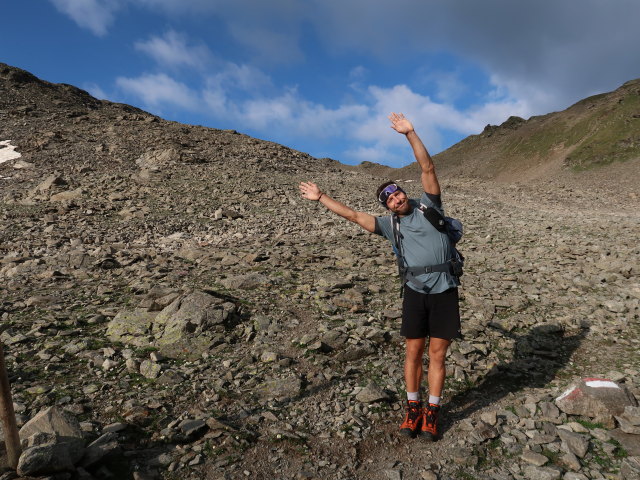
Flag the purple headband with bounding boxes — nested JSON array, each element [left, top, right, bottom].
[[378, 183, 403, 207]]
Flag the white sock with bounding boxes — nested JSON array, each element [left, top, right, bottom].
[[428, 395, 441, 405], [407, 391, 419, 402]]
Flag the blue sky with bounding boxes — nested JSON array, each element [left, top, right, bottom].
[[2, 1, 640, 167]]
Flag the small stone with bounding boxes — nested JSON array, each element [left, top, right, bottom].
[[522, 465, 562, 480], [140, 359, 161, 379], [102, 359, 117, 371], [480, 410, 498, 426], [558, 429, 590, 458], [521, 449, 549, 466], [384, 470, 402, 480], [562, 473, 589, 480], [260, 351, 278, 363], [559, 451, 581, 471], [179, 418, 207, 436], [615, 405, 640, 434], [590, 428, 611, 442], [102, 422, 127, 433], [355, 383, 390, 403], [620, 456, 640, 479]]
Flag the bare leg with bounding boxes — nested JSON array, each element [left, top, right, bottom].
[[427, 337, 451, 397], [404, 338, 426, 393]]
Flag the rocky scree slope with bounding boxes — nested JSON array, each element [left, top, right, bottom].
[[0, 63, 639, 480]]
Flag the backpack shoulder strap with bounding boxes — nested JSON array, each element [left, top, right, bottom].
[[418, 203, 447, 233], [391, 214, 406, 297]]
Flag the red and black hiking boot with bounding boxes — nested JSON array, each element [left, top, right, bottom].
[[419, 403, 440, 441], [399, 400, 422, 437]]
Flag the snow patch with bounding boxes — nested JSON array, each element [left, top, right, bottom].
[[0, 140, 22, 164]]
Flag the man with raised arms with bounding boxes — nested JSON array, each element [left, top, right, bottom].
[[299, 113, 462, 440]]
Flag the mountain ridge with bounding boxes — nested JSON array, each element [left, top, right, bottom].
[[388, 78, 640, 193]]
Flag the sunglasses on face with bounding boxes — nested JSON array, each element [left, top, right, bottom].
[[378, 183, 401, 205]]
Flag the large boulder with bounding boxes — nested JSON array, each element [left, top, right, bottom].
[[17, 442, 76, 477], [152, 291, 237, 359], [107, 290, 238, 360], [17, 407, 85, 476], [256, 375, 303, 402], [106, 309, 155, 347], [555, 378, 638, 426]]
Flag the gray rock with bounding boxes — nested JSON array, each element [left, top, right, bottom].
[[558, 429, 590, 458], [521, 449, 548, 466], [260, 351, 279, 363], [179, 419, 207, 436], [555, 378, 637, 419], [355, 383, 390, 404], [102, 423, 127, 433], [610, 429, 640, 456], [480, 410, 498, 426], [615, 405, 640, 434], [559, 451, 581, 471], [620, 456, 640, 480], [152, 291, 236, 359], [220, 273, 270, 290], [106, 309, 155, 347], [256, 374, 302, 401], [17, 443, 76, 476], [79, 432, 120, 468], [140, 359, 162, 379], [419, 471, 438, 480], [35, 174, 67, 192], [522, 465, 562, 480], [384, 469, 402, 480], [562, 473, 589, 480], [539, 401, 561, 420], [19, 407, 84, 463]]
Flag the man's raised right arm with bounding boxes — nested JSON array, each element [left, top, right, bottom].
[[299, 181, 376, 233]]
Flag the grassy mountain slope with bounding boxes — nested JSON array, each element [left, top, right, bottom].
[[389, 79, 640, 184]]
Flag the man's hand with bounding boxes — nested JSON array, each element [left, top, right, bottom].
[[389, 112, 414, 135], [299, 181, 323, 201]]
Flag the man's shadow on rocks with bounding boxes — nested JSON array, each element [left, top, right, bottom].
[[440, 324, 588, 435]]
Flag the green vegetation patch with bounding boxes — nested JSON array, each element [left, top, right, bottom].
[[566, 92, 640, 170]]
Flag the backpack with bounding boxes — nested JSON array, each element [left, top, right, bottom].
[[391, 203, 464, 296]]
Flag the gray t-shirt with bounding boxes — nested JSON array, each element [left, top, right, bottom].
[[374, 192, 459, 294]]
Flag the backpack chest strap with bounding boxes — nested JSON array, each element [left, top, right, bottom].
[[406, 263, 453, 275]]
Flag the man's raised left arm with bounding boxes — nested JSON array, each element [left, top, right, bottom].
[[389, 112, 441, 195]]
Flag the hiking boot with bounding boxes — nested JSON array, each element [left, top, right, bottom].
[[399, 400, 422, 437], [419, 403, 440, 441]]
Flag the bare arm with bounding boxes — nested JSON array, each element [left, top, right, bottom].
[[388, 112, 441, 195], [299, 181, 376, 233]]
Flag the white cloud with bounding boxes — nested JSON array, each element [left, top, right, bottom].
[[83, 82, 108, 100], [54, 0, 640, 113], [135, 30, 213, 69], [343, 145, 401, 166], [115, 73, 199, 110], [227, 25, 304, 65], [310, 0, 640, 115], [100, 0, 639, 166], [49, 0, 121, 36], [206, 63, 272, 94], [115, 65, 529, 167], [238, 93, 368, 138]]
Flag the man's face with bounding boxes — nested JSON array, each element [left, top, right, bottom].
[[386, 190, 411, 215]]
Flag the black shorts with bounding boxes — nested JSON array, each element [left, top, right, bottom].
[[401, 287, 462, 340]]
